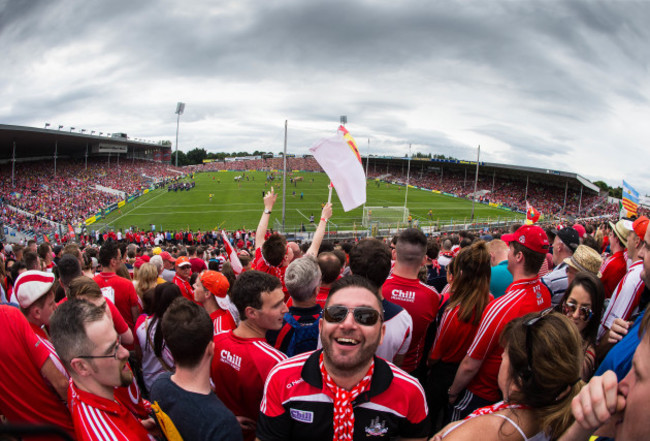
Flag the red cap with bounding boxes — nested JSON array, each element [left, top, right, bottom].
[[176, 256, 191, 267], [140, 255, 150, 263], [160, 251, 176, 263], [572, 224, 586, 239], [134, 257, 145, 269], [501, 225, 549, 254], [633, 216, 649, 241]]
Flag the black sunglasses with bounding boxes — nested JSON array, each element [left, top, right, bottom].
[[561, 302, 593, 322], [523, 307, 554, 377], [323, 305, 383, 326]]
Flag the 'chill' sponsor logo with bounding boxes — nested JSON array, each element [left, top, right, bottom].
[[220, 350, 241, 371], [290, 408, 314, 423], [391, 289, 416, 303]]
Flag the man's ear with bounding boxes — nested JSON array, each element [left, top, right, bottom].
[[70, 358, 93, 378], [244, 305, 258, 321]]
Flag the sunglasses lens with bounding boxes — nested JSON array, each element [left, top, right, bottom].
[[353, 308, 380, 326], [324, 306, 348, 323]]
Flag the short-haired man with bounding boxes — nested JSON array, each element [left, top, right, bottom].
[[487, 238, 513, 298], [268, 256, 322, 356], [448, 224, 552, 419], [50, 299, 154, 440], [598, 217, 648, 343], [194, 270, 238, 335], [257, 275, 430, 441], [150, 298, 242, 441], [160, 251, 176, 282], [382, 228, 440, 376], [211, 270, 288, 441], [544, 226, 580, 305], [316, 251, 341, 307], [23, 250, 41, 271], [173, 256, 195, 302], [348, 238, 413, 365], [94, 240, 140, 333], [600, 220, 631, 298], [38, 242, 55, 272]]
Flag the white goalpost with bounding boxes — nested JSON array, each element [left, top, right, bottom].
[[362, 206, 409, 228]]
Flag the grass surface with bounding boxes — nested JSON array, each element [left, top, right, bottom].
[[91, 171, 523, 232]]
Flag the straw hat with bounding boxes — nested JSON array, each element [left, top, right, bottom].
[[564, 245, 603, 278], [609, 219, 632, 248]]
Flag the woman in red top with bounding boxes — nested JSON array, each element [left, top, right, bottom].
[[426, 241, 493, 432]]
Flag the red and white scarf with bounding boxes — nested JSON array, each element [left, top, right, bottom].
[[466, 401, 528, 419], [319, 352, 374, 441]]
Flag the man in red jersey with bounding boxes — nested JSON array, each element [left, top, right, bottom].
[[0, 303, 74, 439], [211, 270, 288, 441], [257, 275, 430, 441], [600, 219, 631, 298], [94, 240, 140, 332], [188, 245, 207, 274], [194, 270, 238, 335], [50, 299, 155, 441], [173, 256, 194, 301], [448, 224, 551, 420], [382, 228, 440, 378]]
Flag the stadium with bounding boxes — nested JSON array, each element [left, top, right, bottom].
[[0, 123, 638, 244]]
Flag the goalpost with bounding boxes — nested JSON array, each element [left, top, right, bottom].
[[362, 206, 409, 228]]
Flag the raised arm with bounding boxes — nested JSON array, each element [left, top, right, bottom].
[[305, 203, 333, 257], [256, 187, 277, 251]]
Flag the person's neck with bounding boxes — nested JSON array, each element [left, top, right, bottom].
[[512, 267, 536, 282], [101, 266, 115, 274], [171, 361, 212, 395], [392, 263, 419, 279], [292, 298, 316, 309], [323, 357, 373, 390], [203, 300, 218, 316], [73, 377, 115, 401], [233, 319, 266, 339]]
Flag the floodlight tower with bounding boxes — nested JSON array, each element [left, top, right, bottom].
[[174, 102, 185, 167]]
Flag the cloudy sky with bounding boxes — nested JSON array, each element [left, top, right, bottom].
[[2, 0, 650, 195]]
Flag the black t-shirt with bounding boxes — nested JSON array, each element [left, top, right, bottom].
[[150, 372, 242, 441]]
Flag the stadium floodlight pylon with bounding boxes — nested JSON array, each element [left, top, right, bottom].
[[362, 206, 409, 228]]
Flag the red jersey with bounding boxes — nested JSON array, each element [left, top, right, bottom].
[[598, 260, 646, 340], [0, 306, 75, 438], [172, 274, 195, 302], [429, 295, 494, 364], [211, 330, 286, 440], [68, 380, 153, 441], [600, 251, 627, 298], [466, 276, 550, 401], [286, 286, 329, 309], [94, 272, 140, 330], [210, 309, 237, 336], [382, 274, 440, 372]]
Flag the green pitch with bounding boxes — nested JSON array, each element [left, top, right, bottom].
[[91, 171, 522, 232]]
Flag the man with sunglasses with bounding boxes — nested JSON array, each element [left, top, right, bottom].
[[257, 275, 429, 441], [448, 224, 552, 420], [50, 299, 155, 440]]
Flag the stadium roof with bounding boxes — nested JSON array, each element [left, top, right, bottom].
[[367, 156, 601, 194], [0, 124, 169, 162]]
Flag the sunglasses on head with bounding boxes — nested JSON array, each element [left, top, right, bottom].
[[561, 302, 593, 322], [523, 307, 554, 377], [323, 305, 383, 326]]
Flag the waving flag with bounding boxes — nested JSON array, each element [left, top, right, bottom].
[[221, 231, 243, 275], [525, 201, 540, 225], [309, 125, 366, 211], [622, 180, 639, 218]]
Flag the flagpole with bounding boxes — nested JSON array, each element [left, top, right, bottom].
[[282, 120, 287, 232], [470, 145, 480, 222], [363, 138, 370, 212], [404, 144, 411, 209]]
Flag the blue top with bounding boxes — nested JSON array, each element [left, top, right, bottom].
[[595, 310, 645, 380], [490, 260, 513, 299]]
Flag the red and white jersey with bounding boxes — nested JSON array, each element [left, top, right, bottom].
[[210, 308, 237, 336], [0, 306, 75, 438], [94, 272, 140, 330], [382, 274, 440, 372], [29, 322, 69, 379], [600, 251, 627, 298], [68, 380, 153, 441], [172, 274, 195, 303], [466, 276, 551, 402], [211, 330, 287, 427], [598, 260, 646, 341]]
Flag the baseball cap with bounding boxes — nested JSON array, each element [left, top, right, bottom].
[[200, 270, 231, 310], [14, 270, 56, 308], [176, 256, 191, 268], [633, 216, 649, 241], [134, 257, 146, 269], [501, 225, 549, 254], [572, 224, 586, 239], [160, 251, 176, 263], [556, 227, 580, 252]]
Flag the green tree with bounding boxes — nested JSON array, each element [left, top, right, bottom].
[[186, 147, 208, 164], [172, 150, 189, 166]]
